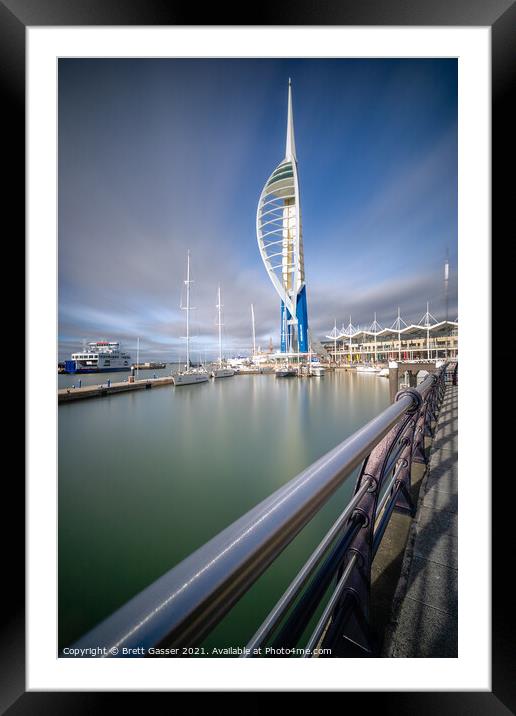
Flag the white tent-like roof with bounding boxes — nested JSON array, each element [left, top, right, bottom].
[[330, 320, 458, 342]]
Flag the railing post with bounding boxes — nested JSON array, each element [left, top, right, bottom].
[[392, 389, 421, 514], [412, 372, 442, 462], [440, 365, 448, 397], [411, 399, 428, 465]]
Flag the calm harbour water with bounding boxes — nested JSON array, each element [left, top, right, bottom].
[[58, 370, 389, 652]]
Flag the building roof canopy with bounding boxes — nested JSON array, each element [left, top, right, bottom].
[[322, 320, 458, 344]]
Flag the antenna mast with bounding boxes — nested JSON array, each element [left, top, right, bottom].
[[444, 249, 450, 322]]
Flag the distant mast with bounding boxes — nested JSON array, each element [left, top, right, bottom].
[[444, 249, 450, 322], [217, 286, 223, 368], [251, 304, 256, 357], [390, 307, 408, 362], [182, 251, 193, 368], [173, 252, 209, 385]]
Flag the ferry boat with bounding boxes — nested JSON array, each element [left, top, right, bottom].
[[64, 342, 132, 374]]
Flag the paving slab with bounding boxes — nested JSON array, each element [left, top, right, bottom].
[[413, 532, 458, 570], [389, 598, 458, 658]]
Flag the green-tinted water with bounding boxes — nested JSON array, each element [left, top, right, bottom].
[[58, 371, 389, 651]]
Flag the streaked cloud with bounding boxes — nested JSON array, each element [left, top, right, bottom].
[[58, 58, 457, 360]]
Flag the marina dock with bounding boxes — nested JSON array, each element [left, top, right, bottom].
[[57, 361, 437, 404], [58, 376, 174, 403]]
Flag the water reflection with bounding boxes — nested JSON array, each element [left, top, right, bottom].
[[58, 370, 389, 649]]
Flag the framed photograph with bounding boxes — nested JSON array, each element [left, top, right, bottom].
[[6, 0, 510, 707]]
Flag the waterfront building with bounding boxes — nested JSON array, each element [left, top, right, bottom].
[[257, 79, 309, 354], [323, 312, 458, 363]]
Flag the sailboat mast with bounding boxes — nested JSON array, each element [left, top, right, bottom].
[[426, 301, 430, 360], [444, 249, 450, 323], [398, 307, 401, 361], [185, 251, 190, 368], [349, 315, 352, 365], [251, 304, 256, 358], [217, 286, 222, 368]]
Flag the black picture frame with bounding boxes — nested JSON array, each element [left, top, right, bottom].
[[5, 0, 512, 709]]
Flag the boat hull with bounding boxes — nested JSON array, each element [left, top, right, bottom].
[[211, 369, 235, 379], [275, 370, 297, 378], [64, 366, 130, 374], [131, 363, 166, 370], [311, 367, 326, 376], [172, 373, 210, 386]]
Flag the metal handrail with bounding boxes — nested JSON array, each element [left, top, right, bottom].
[[303, 553, 358, 655], [69, 368, 444, 657], [243, 478, 374, 654]]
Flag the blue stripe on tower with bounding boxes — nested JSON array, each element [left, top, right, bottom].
[[280, 302, 287, 353], [280, 301, 294, 353], [296, 286, 309, 353]]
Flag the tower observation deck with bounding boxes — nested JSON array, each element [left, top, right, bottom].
[[256, 80, 309, 353]]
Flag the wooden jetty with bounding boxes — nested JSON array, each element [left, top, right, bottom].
[[58, 376, 174, 403]]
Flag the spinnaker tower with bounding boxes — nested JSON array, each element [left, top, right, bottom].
[[256, 79, 309, 353]]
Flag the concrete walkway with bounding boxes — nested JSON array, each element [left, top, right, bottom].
[[384, 384, 458, 657]]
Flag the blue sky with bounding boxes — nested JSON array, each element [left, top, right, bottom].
[[58, 58, 457, 360]]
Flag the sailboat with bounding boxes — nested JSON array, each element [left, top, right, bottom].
[[172, 251, 209, 386], [211, 286, 235, 379], [310, 362, 326, 377], [308, 342, 325, 377]]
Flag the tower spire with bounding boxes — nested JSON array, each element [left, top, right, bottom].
[[285, 78, 297, 161]]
